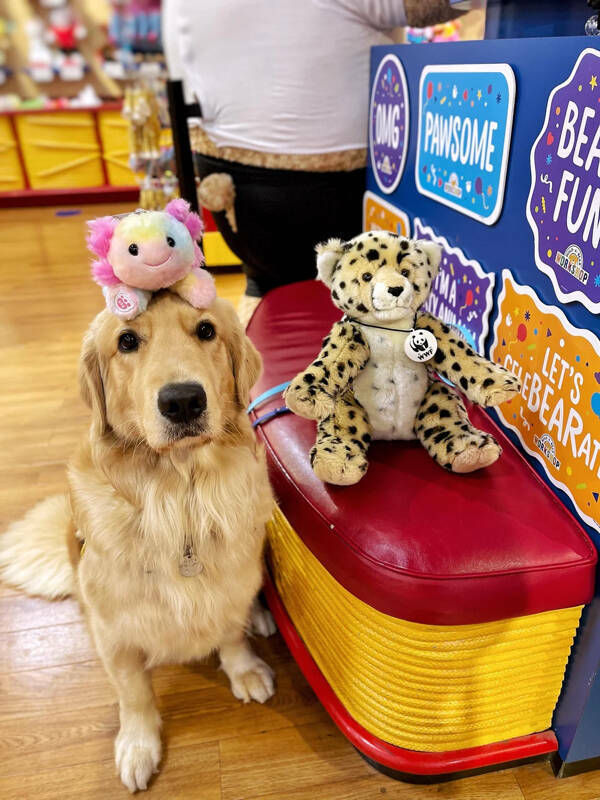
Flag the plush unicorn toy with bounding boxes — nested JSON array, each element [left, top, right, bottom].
[[87, 199, 216, 319]]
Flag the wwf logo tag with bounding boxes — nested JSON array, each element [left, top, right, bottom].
[[404, 329, 437, 363]]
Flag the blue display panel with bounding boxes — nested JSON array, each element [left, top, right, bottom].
[[367, 37, 600, 548]]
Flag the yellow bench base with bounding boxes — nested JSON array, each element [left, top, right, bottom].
[[267, 507, 582, 753]]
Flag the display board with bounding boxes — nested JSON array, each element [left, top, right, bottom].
[[366, 37, 600, 544]]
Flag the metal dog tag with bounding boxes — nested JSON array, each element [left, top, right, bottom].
[[404, 329, 437, 363], [179, 545, 203, 577]]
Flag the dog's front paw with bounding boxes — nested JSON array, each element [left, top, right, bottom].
[[115, 725, 162, 793], [229, 657, 275, 704]]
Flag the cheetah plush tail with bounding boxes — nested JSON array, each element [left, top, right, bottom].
[[0, 495, 74, 599]]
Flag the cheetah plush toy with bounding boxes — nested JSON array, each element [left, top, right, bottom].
[[284, 231, 521, 486]]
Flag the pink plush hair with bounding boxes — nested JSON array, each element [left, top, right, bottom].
[[165, 199, 205, 269], [87, 216, 120, 287], [87, 203, 205, 287]]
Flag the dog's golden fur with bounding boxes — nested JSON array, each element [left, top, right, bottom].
[[0, 291, 276, 792]]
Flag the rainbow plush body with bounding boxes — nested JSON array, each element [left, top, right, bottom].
[[87, 199, 216, 319]]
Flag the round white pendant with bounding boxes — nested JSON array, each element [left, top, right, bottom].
[[404, 329, 438, 363]]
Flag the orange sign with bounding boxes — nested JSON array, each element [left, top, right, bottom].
[[490, 270, 600, 533], [363, 191, 410, 237]]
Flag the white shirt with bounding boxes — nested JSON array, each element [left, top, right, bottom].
[[163, 0, 407, 154]]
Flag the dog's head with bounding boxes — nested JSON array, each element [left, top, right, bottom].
[[79, 291, 261, 451]]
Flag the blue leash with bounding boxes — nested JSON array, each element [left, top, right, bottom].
[[247, 380, 292, 428], [247, 380, 291, 413]]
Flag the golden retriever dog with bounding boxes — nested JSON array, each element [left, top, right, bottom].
[[0, 291, 276, 792]]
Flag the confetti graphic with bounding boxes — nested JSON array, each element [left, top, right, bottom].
[[370, 55, 409, 194], [415, 64, 516, 225], [527, 48, 600, 313], [415, 219, 495, 353], [363, 191, 410, 238], [491, 270, 600, 533]]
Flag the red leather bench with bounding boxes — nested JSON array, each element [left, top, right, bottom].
[[247, 280, 596, 781]]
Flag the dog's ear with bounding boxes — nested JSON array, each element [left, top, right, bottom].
[[230, 332, 262, 409], [79, 326, 109, 437]]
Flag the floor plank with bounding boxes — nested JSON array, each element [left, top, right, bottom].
[[0, 620, 96, 674], [514, 761, 600, 800], [0, 740, 222, 800], [0, 594, 82, 635]]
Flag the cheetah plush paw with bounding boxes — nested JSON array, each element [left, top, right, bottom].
[[471, 372, 521, 407], [311, 448, 368, 486], [284, 385, 335, 420], [485, 378, 521, 407], [451, 437, 501, 473]]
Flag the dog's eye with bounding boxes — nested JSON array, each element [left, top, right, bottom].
[[195, 321, 215, 341], [401, 268, 410, 277], [166, 236, 175, 247], [118, 331, 139, 352], [128, 243, 139, 256]]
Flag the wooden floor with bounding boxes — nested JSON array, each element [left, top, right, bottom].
[[1, 205, 599, 800]]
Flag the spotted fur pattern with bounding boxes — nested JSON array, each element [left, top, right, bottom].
[[283, 320, 369, 421], [414, 381, 501, 473], [417, 311, 521, 407], [285, 231, 521, 485]]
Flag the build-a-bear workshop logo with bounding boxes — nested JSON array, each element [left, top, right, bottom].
[[415, 64, 516, 225], [369, 54, 409, 195], [527, 48, 600, 313]]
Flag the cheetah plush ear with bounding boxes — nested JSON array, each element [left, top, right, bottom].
[[416, 240, 442, 275], [315, 238, 345, 287]]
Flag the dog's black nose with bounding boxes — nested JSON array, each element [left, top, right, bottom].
[[388, 285, 404, 297], [157, 382, 207, 424]]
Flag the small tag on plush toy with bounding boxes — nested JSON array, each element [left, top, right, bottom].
[[113, 288, 137, 316], [404, 329, 437, 363]]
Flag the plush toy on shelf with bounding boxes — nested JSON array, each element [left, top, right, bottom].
[[87, 199, 216, 320], [45, 6, 87, 80], [122, 85, 161, 167], [25, 17, 55, 83], [284, 231, 521, 486], [46, 5, 86, 52]]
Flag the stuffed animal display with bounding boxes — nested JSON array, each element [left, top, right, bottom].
[[87, 199, 216, 319], [284, 231, 521, 486]]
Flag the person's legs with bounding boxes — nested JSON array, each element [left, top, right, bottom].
[[196, 155, 365, 296]]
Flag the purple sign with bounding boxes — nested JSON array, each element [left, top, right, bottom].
[[369, 54, 409, 195], [527, 48, 600, 313], [415, 219, 495, 354]]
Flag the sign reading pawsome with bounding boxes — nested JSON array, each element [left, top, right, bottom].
[[363, 191, 410, 237], [415, 219, 495, 354], [527, 48, 600, 313], [415, 64, 516, 225], [369, 54, 409, 195], [490, 270, 600, 533]]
